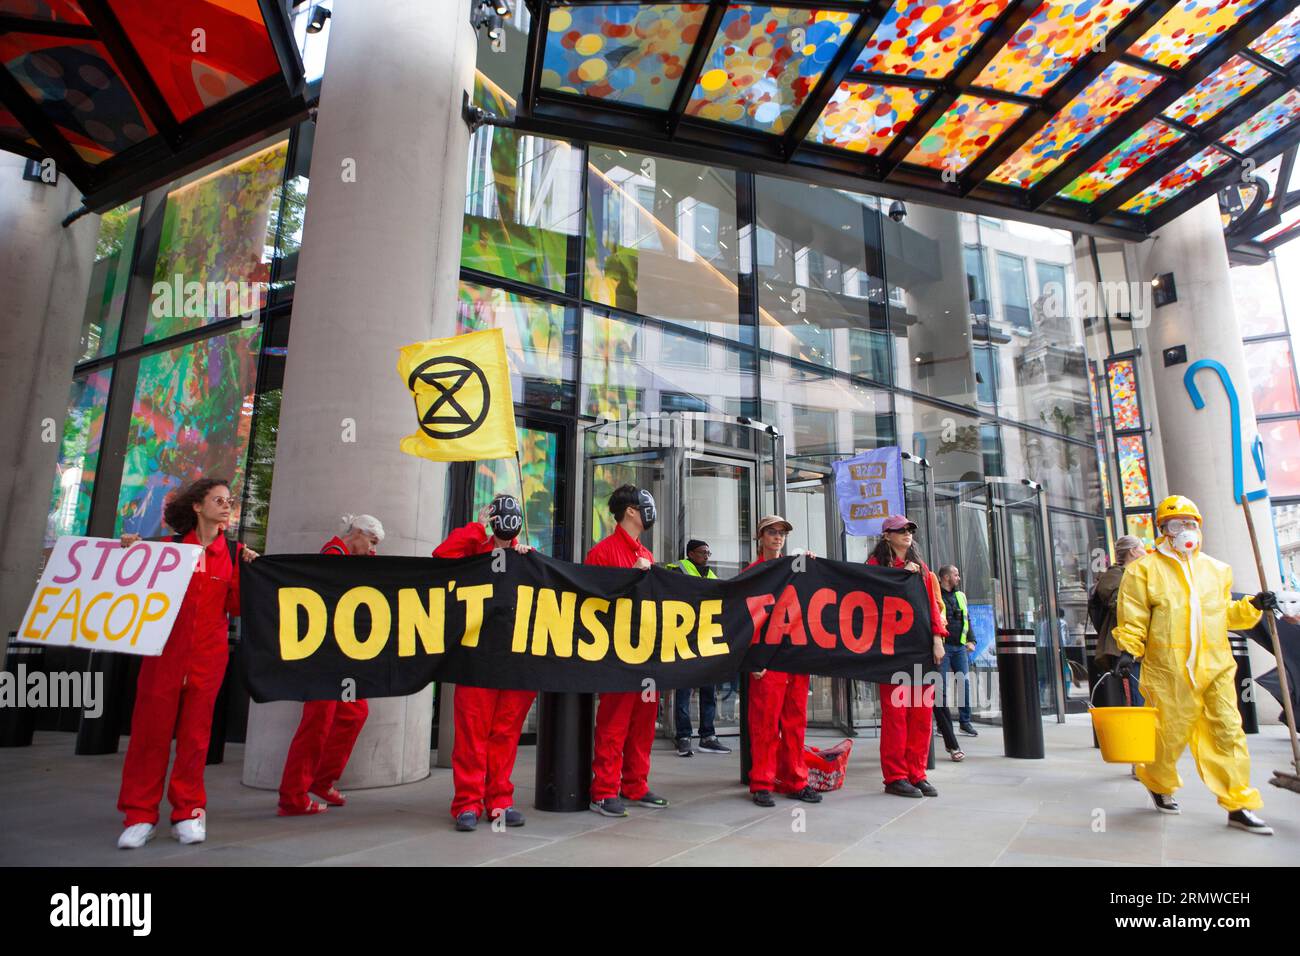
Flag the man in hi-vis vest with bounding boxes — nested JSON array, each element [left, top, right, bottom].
[[938, 565, 978, 736], [668, 540, 732, 757]]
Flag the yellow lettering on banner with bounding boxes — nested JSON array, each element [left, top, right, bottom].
[[22, 587, 60, 639], [398, 588, 444, 656], [102, 594, 139, 642], [615, 599, 655, 665], [130, 592, 170, 646], [280, 588, 327, 660], [696, 600, 727, 657], [455, 584, 493, 648], [335, 587, 391, 660], [660, 601, 697, 662], [513, 586, 535, 653], [578, 597, 611, 661], [80, 592, 110, 641], [532, 589, 576, 658], [46, 588, 82, 640]]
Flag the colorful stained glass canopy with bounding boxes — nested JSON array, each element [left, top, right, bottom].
[[0, 0, 305, 210], [519, 0, 1300, 238]]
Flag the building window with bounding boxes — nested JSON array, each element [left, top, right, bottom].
[[997, 252, 1031, 332], [965, 244, 989, 317]]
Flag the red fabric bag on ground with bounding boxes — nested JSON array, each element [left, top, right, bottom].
[[804, 739, 853, 792]]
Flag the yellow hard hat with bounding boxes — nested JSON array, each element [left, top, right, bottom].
[[1155, 495, 1202, 527]]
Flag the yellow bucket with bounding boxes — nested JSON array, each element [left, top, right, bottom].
[[1091, 706, 1159, 763]]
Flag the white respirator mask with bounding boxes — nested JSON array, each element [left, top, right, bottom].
[[1163, 518, 1200, 556]]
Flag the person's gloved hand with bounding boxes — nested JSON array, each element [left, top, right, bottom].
[[1253, 590, 1280, 612], [1114, 651, 1135, 678]]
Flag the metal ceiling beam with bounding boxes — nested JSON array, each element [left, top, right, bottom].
[[956, 0, 1181, 197], [257, 0, 307, 95], [1090, 53, 1300, 220], [876, 0, 1046, 179], [0, 64, 93, 189], [666, 0, 727, 139], [0, 15, 96, 39], [77, 0, 180, 148], [779, 1, 886, 159], [1028, 0, 1298, 211], [520, 0, 548, 116]]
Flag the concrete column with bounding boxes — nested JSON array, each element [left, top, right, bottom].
[[0, 156, 100, 652], [1137, 196, 1283, 707], [242, 0, 476, 789]]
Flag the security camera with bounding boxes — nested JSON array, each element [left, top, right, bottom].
[[888, 200, 907, 223]]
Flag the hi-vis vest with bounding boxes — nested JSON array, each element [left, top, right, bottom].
[[670, 559, 717, 579], [949, 588, 969, 643]]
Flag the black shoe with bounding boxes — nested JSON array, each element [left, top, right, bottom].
[[493, 807, 525, 827], [914, 779, 938, 797], [454, 811, 479, 832], [885, 780, 923, 798], [631, 791, 669, 808], [698, 736, 731, 755], [1227, 810, 1273, 835], [752, 790, 775, 807], [785, 786, 823, 803], [959, 722, 979, 737], [589, 797, 628, 817], [675, 737, 693, 757], [1148, 790, 1181, 815]]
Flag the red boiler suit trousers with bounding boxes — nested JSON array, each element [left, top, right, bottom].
[[878, 681, 935, 785], [590, 691, 658, 801], [279, 699, 370, 809], [451, 686, 537, 818], [747, 671, 810, 793]]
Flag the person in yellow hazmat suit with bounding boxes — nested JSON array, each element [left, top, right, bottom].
[[1114, 495, 1280, 835]]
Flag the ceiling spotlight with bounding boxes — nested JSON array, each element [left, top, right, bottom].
[[306, 4, 331, 33], [493, 0, 512, 16]]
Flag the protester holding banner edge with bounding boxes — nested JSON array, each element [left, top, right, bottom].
[[116, 477, 257, 849]]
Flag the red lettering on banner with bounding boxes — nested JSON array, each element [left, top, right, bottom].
[[880, 596, 913, 655], [51, 540, 84, 584], [90, 540, 118, 580], [115, 544, 150, 586], [839, 592, 879, 653], [764, 585, 807, 646], [745, 594, 775, 645], [807, 588, 837, 649], [148, 547, 182, 589]]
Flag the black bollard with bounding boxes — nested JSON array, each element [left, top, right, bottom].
[[75, 650, 132, 755], [1231, 631, 1259, 734], [0, 642, 42, 747], [535, 691, 593, 811], [996, 628, 1044, 759]]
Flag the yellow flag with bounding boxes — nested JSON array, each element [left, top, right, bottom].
[[396, 328, 517, 462]]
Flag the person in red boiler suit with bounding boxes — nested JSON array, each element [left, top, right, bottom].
[[116, 477, 259, 850], [587, 484, 670, 817], [744, 514, 823, 807], [435, 494, 535, 832], [276, 514, 384, 816], [868, 514, 948, 799]]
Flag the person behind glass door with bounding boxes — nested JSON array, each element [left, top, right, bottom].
[[116, 477, 260, 849], [937, 564, 979, 738], [587, 484, 670, 817], [745, 515, 823, 808], [277, 514, 383, 816], [667, 539, 732, 757], [869, 515, 947, 798], [434, 494, 535, 832], [930, 568, 965, 763]]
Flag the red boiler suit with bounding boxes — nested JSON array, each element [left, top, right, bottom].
[[277, 536, 371, 811], [587, 526, 658, 802], [118, 531, 241, 827], [744, 555, 811, 795], [869, 555, 946, 785], [435, 522, 536, 820]]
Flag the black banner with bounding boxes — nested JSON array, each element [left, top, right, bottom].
[[240, 551, 936, 700]]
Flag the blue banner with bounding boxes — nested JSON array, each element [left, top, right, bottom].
[[832, 446, 904, 536]]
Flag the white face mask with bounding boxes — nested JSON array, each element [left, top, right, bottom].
[[1170, 528, 1200, 555]]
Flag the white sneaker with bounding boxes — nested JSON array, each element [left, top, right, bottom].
[[117, 823, 156, 849], [172, 816, 206, 844]]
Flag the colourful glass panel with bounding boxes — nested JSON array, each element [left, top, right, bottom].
[[45, 369, 111, 547], [686, 6, 855, 133], [1250, 6, 1300, 66], [1164, 56, 1270, 127], [1059, 119, 1183, 202], [973, 0, 1140, 97], [1129, 0, 1268, 70], [1097, 438, 1113, 511], [0, 33, 156, 163], [1260, 418, 1300, 497], [0, 106, 27, 141], [79, 199, 140, 361], [541, 4, 708, 110], [472, 426, 562, 556], [808, 81, 931, 154], [146, 140, 287, 343], [458, 282, 575, 413], [107, 0, 281, 123], [1107, 357, 1141, 431], [990, 61, 1163, 189], [115, 326, 261, 537], [1118, 146, 1230, 214], [1243, 340, 1300, 414], [1219, 88, 1300, 154], [855, 0, 1011, 80], [0, 0, 88, 24], [904, 95, 1027, 172], [1125, 512, 1155, 550], [1117, 434, 1151, 507]]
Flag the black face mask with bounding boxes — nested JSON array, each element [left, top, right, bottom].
[[488, 495, 523, 540], [637, 488, 657, 530]]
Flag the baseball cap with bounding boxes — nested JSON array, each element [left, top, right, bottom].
[[756, 515, 793, 537], [881, 514, 918, 533]]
